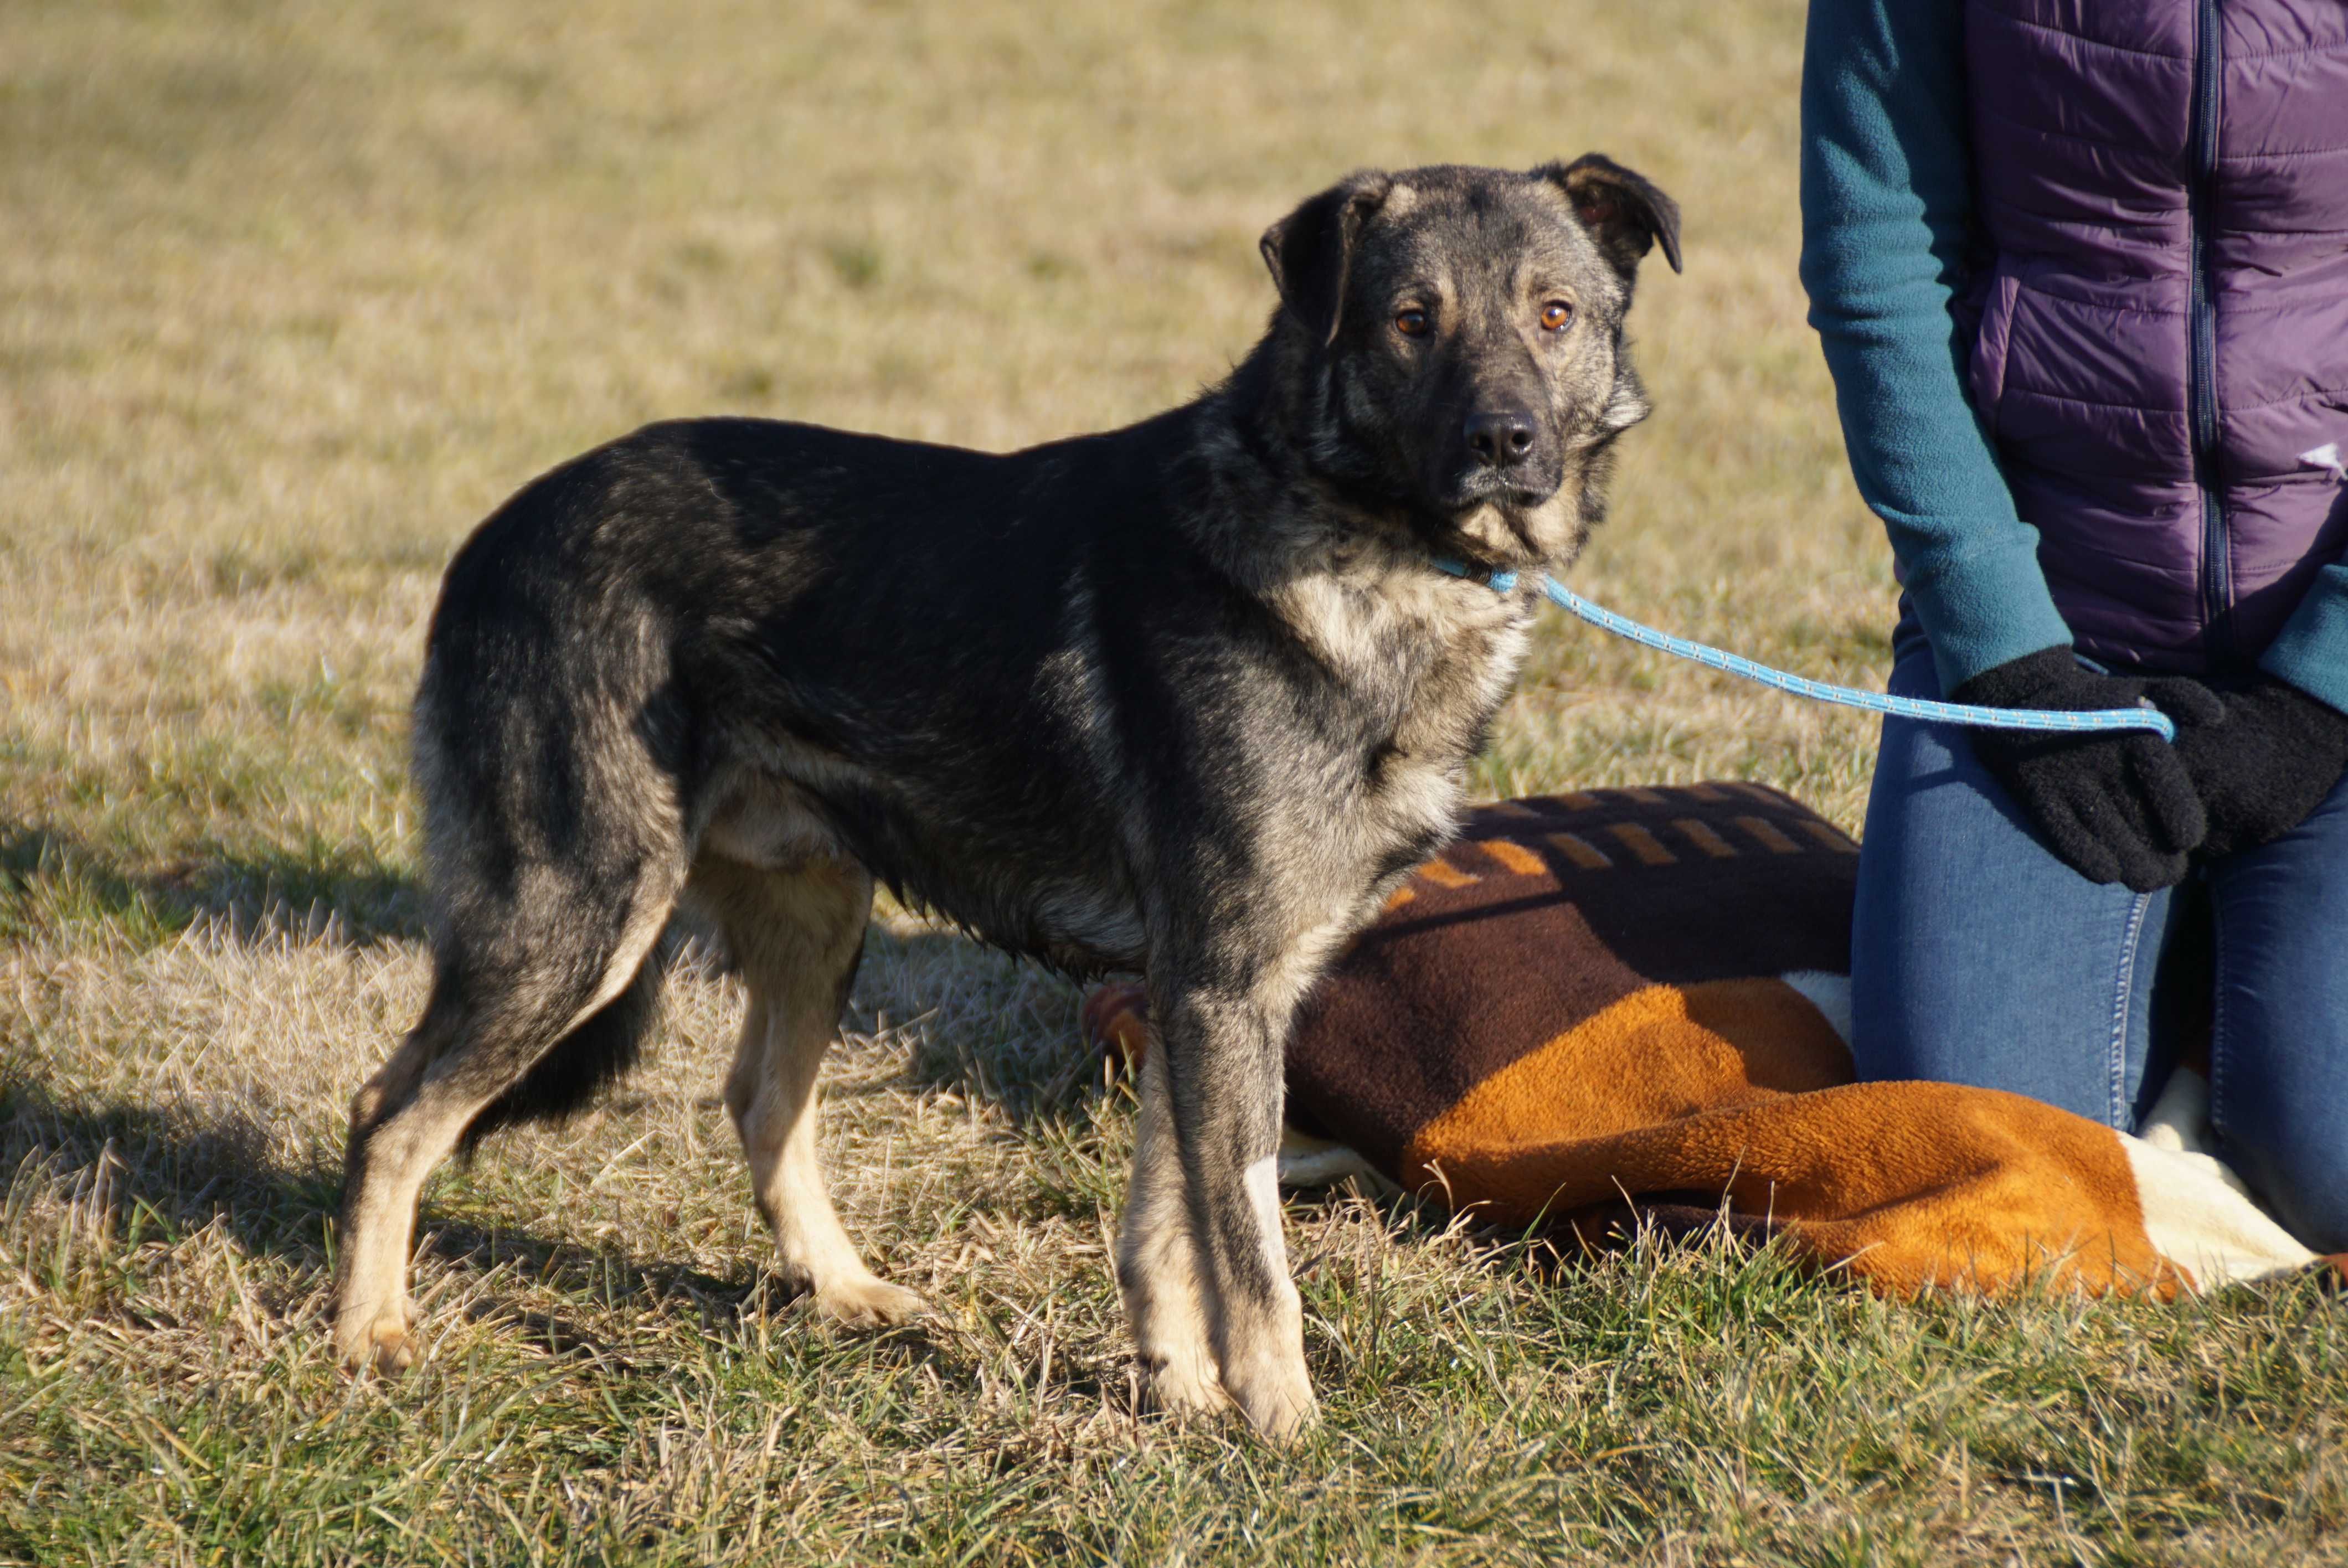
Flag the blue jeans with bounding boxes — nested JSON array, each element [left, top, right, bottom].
[[1852, 626, 2348, 1252]]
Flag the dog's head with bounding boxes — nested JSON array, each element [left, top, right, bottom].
[[1259, 156, 1680, 569]]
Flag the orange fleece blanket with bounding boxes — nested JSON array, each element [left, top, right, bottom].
[[1082, 786, 2319, 1296]]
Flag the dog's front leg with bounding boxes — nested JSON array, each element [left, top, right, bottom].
[[1147, 976, 1317, 1440], [1116, 1038, 1229, 1419]]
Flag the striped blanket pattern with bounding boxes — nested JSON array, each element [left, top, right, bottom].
[[1082, 786, 2321, 1296]]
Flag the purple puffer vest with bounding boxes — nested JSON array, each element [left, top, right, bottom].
[[1963, 0, 2348, 674]]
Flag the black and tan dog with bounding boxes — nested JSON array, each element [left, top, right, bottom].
[[334, 156, 1679, 1437]]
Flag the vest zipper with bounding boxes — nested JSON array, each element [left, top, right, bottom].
[[2190, 0, 2232, 666]]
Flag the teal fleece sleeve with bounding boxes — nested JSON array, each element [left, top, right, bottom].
[[1799, 0, 2073, 693], [2262, 561, 2348, 716]]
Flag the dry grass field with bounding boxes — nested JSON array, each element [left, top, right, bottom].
[[3, 1, 2343, 1562]]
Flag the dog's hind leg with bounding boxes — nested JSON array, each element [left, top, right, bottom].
[[333, 988, 460, 1372], [1117, 1039, 1228, 1417], [334, 866, 682, 1374], [696, 855, 926, 1326]]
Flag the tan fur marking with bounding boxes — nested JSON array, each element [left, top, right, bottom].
[[335, 899, 677, 1374], [1118, 1046, 1227, 1417], [702, 856, 925, 1325]]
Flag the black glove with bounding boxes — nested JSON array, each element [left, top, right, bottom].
[[1950, 646, 2225, 893], [2172, 676, 2348, 859]]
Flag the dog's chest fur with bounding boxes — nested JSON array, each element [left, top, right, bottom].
[[1271, 556, 1527, 786], [1242, 547, 1535, 932], [1176, 417, 1537, 878]]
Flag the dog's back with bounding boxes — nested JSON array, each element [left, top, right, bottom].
[[416, 412, 1232, 971]]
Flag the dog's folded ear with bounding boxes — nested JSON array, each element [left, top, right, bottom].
[[1536, 153, 1682, 280], [1259, 171, 1394, 346]]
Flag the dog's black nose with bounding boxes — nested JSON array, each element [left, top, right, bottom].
[[1463, 409, 1537, 468]]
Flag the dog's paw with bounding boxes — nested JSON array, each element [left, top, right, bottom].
[[1139, 1352, 1230, 1420], [333, 1302, 417, 1376], [812, 1275, 930, 1328], [1222, 1357, 1319, 1442]]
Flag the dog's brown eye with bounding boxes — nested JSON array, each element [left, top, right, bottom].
[[1541, 301, 1574, 332], [1394, 308, 1430, 338]]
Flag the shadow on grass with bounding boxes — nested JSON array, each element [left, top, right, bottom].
[[0, 1070, 344, 1274], [0, 834, 1118, 1383], [839, 921, 1106, 1126], [0, 829, 1090, 1110], [0, 824, 423, 947], [0, 1067, 982, 1378], [0, 821, 1120, 1131]]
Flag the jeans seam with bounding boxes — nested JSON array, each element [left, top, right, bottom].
[[2107, 892, 2152, 1128], [2207, 891, 2232, 1144]]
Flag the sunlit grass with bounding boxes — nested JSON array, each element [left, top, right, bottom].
[[4, 1, 2341, 1562]]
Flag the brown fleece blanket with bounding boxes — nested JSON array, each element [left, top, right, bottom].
[[1082, 785, 2317, 1296]]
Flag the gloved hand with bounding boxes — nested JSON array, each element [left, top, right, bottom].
[[2172, 676, 2348, 859], [1950, 646, 2225, 892]]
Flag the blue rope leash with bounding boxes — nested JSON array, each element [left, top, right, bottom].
[[1433, 559, 2176, 742]]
